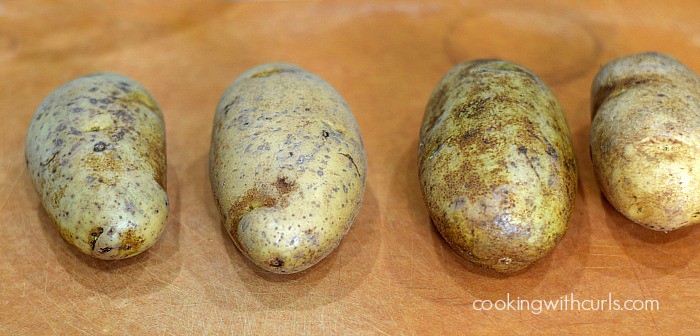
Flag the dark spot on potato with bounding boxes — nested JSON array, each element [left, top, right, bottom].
[[460, 130, 477, 145], [274, 176, 297, 195], [99, 247, 112, 253], [322, 130, 329, 138], [268, 257, 284, 268], [110, 129, 125, 142], [93, 141, 107, 152], [544, 139, 559, 158], [88, 227, 104, 251]]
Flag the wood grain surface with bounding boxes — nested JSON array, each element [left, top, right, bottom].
[[1, 0, 699, 334]]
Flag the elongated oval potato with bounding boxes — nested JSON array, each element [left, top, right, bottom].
[[25, 73, 168, 259], [418, 60, 577, 273], [210, 63, 366, 274], [590, 52, 700, 231]]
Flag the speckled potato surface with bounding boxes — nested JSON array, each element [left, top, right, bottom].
[[418, 60, 577, 273], [25, 73, 168, 260], [590, 52, 700, 232], [209, 63, 366, 274]]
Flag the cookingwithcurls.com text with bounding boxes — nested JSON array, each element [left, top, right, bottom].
[[472, 293, 659, 314]]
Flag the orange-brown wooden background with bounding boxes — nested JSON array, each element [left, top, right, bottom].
[[1, 1, 699, 334]]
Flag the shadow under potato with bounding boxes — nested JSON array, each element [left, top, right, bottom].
[[601, 194, 700, 273], [33, 163, 183, 298]]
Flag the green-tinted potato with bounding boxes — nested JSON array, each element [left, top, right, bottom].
[[26, 73, 168, 259], [590, 52, 700, 231], [418, 60, 577, 273], [209, 63, 366, 274]]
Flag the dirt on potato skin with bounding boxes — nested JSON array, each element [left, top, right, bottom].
[[418, 59, 577, 273]]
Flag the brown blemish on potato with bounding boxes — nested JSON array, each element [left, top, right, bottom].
[[119, 89, 160, 117], [119, 229, 145, 252], [82, 151, 125, 179], [636, 136, 687, 161], [50, 185, 66, 206], [145, 137, 167, 190], [268, 257, 285, 268], [274, 176, 297, 195], [226, 188, 279, 241]]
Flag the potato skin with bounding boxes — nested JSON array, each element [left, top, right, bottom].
[[209, 63, 366, 274], [590, 52, 700, 231], [25, 73, 168, 259], [418, 60, 577, 273]]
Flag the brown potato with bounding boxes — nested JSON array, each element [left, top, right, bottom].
[[590, 52, 700, 231], [418, 60, 577, 273]]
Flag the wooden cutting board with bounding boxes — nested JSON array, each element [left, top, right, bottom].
[[1, 0, 699, 334]]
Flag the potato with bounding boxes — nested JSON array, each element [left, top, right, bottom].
[[209, 63, 366, 274], [590, 52, 700, 231], [25, 73, 168, 259], [418, 60, 577, 273]]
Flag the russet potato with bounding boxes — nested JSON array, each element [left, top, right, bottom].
[[590, 52, 700, 231], [418, 60, 577, 273], [210, 63, 366, 274], [26, 73, 168, 259]]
